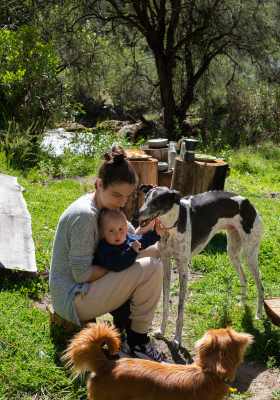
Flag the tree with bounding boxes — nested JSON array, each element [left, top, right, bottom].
[[78, 0, 276, 136]]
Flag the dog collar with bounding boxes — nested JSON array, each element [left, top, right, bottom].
[[214, 371, 230, 384], [162, 217, 179, 230]]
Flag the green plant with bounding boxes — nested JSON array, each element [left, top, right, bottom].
[[267, 356, 277, 369], [272, 390, 280, 400], [0, 121, 38, 168], [38, 160, 48, 185]]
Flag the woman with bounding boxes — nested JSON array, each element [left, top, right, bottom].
[[49, 145, 167, 363]]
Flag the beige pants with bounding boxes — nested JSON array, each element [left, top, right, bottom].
[[74, 245, 162, 334]]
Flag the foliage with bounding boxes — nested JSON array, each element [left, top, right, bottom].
[[1, 0, 280, 147], [0, 26, 61, 134], [0, 121, 41, 168], [76, 0, 278, 135], [102, 36, 159, 111], [191, 56, 280, 148]]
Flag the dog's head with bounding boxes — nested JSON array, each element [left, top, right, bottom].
[[133, 185, 181, 227], [195, 327, 253, 382]]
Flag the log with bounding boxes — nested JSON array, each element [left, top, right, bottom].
[[123, 158, 158, 221], [140, 145, 168, 163], [0, 173, 36, 281], [49, 306, 96, 332], [158, 169, 173, 189], [264, 298, 280, 327], [171, 157, 229, 197]]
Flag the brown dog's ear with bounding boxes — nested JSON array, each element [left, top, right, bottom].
[[172, 190, 181, 204], [138, 184, 154, 194], [196, 327, 254, 382]]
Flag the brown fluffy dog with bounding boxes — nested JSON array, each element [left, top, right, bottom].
[[62, 322, 253, 400]]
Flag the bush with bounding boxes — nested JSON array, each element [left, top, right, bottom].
[[0, 26, 61, 134]]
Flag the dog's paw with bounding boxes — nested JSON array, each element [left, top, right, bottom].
[[153, 328, 163, 338]]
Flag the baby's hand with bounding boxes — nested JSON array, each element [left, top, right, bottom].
[[132, 240, 141, 253], [155, 218, 164, 235]]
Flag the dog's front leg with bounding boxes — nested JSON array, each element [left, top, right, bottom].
[[153, 251, 172, 339], [173, 262, 189, 348]]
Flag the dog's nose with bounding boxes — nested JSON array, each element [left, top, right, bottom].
[[132, 210, 140, 220]]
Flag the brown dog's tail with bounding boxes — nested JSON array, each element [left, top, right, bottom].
[[61, 322, 121, 377]]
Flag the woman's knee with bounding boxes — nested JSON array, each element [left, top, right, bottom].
[[146, 257, 163, 280], [137, 244, 159, 260], [131, 257, 163, 284]]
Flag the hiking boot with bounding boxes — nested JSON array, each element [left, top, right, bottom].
[[119, 338, 171, 364]]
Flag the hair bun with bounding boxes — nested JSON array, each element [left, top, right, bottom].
[[104, 145, 127, 165]]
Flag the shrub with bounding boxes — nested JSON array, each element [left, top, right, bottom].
[[0, 26, 61, 135]]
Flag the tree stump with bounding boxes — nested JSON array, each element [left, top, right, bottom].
[[49, 309, 81, 332], [158, 169, 173, 189], [171, 157, 229, 197], [123, 158, 158, 221], [140, 145, 168, 163], [264, 298, 280, 327], [49, 306, 96, 332]]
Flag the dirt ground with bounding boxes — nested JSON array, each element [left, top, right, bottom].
[[150, 269, 280, 399], [34, 268, 280, 400]]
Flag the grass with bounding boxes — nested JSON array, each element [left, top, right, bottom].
[[0, 140, 280, 399]]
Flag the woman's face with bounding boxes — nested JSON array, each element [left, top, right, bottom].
[[96, 180, 134, 210]]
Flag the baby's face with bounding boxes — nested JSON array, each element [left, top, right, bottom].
[[100, 218, 128, 245]]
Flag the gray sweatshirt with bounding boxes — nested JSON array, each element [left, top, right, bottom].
[[49, 194, 101, 325], [49, 193, 135, 325]]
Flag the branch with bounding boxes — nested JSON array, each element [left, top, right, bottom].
[[174, 0, 221, 55]]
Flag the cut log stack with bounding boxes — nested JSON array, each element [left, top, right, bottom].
[[123, 150, 158, 221], [140, 145, 168, 163], [140, 145, 173, 189], [158, 169, 173, 188], [264, 298, 280, 327], [171, 157, 229, 197], [123, 147, 229, 220]]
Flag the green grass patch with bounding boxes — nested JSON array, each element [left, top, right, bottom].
[[0, 140, 280, 398]]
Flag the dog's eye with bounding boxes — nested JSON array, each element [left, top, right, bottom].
[[153, 201, 160, 206]]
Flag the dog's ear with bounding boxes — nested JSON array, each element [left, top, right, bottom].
[[171, 190, 181, 204], [196, 327, 254, 382], [138, 184, 154, 194]]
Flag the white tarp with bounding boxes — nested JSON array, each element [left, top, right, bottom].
[[0, 173, 36, 276]]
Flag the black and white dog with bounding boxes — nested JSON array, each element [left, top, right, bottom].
[[133, 186, 264, 348]]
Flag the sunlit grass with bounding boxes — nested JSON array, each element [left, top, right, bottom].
[[0, 140, 279, 398]]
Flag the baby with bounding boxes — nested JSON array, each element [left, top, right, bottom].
[[94, 209, 164, 272]]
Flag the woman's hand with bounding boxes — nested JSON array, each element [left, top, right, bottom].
[[135, 184, 158, 235], [135, 219, 155, 235]]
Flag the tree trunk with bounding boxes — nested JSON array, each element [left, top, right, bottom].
[[171, 157, 229, 197], [140, 145, 168, 163], [123, 158, 158, 221]]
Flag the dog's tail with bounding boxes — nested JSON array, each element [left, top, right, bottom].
[[61, 322, 120, 377]]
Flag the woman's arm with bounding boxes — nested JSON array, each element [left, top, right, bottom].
[[87, 264, 109, 282], [135, 220, 155, 235]]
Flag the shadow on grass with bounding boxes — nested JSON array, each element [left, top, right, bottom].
[[156, 337, 194, 365], [240, 305, 280, 365], [49, 323, 80, 364]]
